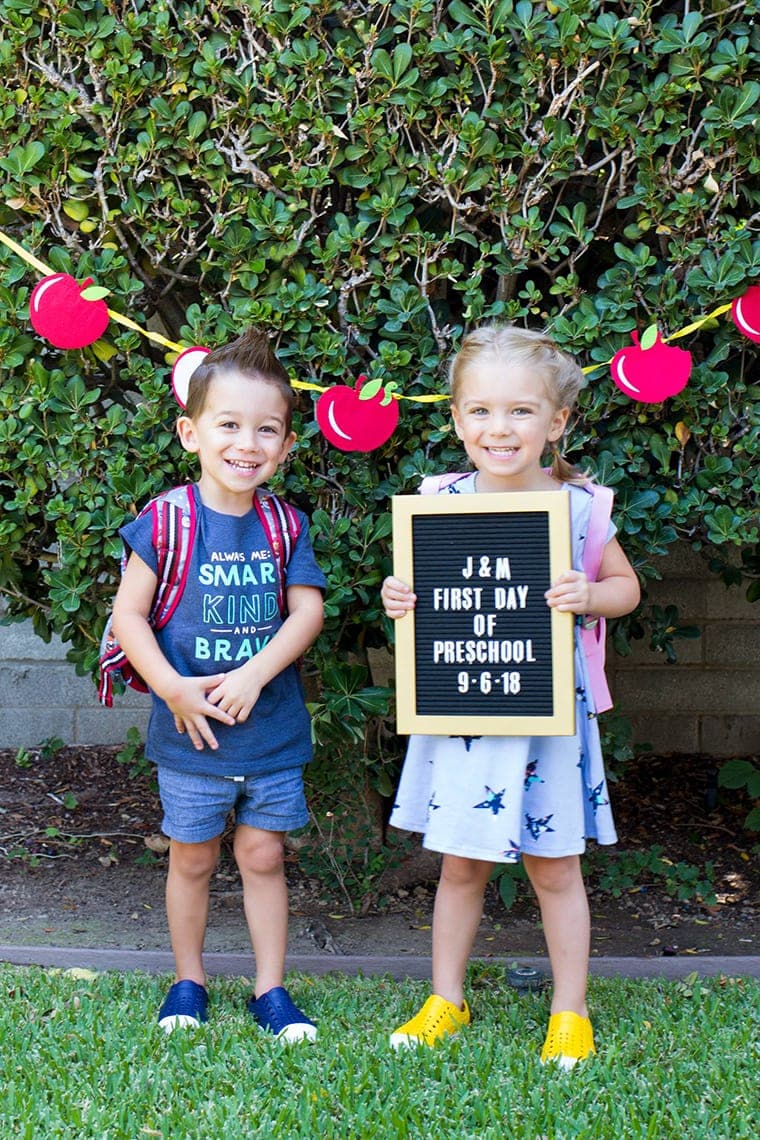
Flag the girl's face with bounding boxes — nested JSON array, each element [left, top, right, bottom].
[[177, 370, 296, 514], [451, 358, 570, 492]]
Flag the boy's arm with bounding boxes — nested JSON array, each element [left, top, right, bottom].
[[205, 584, 324, 723], [111, 551, 235, 750], [545, 536, 640, 620]]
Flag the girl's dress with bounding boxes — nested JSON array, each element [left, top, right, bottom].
[[389, 475, 618, 862]]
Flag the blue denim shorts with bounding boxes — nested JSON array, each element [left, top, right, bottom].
[[157, 765, 309, 844]]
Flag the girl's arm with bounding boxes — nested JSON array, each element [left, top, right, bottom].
[[111, 551, 235, 749], [545, 536, 640, 620], [204, 584, 325, 723]]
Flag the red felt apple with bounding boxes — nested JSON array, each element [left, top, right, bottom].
[[29, 273, 111, 349], [610, 326, 692, 403], [316, 374, 400, 452], [731, 283, 760, 344]]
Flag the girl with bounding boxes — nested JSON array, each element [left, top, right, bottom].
[[382, 325, 640, 1066]]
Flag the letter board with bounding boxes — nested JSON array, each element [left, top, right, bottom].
[[391, 491, 575, 735]]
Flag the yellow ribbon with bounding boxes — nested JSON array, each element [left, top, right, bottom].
[[0, 229, 739, 400]]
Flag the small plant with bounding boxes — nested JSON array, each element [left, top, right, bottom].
[[586, 843, 717, 904], [599, 713, 640, 782], [490, 860, 528, 910], [14, 748, 32, 769], [718, 757, 760, 834], [116, 727, 152, 780], [39, 736, 65, 760]]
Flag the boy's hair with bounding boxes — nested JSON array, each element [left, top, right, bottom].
[[449, 324, 587, 483], [184, 328, 295, 432]]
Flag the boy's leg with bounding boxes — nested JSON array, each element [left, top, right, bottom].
[[234, 823, 289, 996], [432, 854, 494, 1007], [165, 835, 221, 985], [522, 853, 590, 1016]]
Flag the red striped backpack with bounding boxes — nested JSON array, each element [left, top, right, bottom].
[[98, 484, 301, 707], [419, 472, 615, 713]]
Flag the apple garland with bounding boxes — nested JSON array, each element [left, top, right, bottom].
[[609, 324, 692, 403], [316, 373, 400, 452], [0, 229, 757, 452], [29, 273, 111, 350], [731, 283, 760, 344]]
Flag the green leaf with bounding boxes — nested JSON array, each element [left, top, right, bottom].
[[358, 378, 384, 401], [640, 324, 659, 351], [718, 758, 760, 797], [80, 286, 110, 301], [187, 110, 208, 140], [0, 140, 46, 175]]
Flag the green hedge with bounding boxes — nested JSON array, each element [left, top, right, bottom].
[[0, 1, 758, 788]]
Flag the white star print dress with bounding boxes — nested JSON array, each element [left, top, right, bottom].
[[389, 476, 618, 862]]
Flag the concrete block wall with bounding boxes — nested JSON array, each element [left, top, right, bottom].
[[1, 543, 758, 756], [607, 545, 760, 757], [0, 619, 149, 749]]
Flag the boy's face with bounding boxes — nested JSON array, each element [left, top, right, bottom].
[[177, 371, 296, 514]]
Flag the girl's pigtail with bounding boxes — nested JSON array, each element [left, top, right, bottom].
[[550, 443, 588, 485]]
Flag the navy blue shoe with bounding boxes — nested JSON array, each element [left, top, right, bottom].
[[247, 986, 317, 1043], [158, 980, 208, 1033]]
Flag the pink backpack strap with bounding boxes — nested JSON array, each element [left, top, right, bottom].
[[582, 483, 614, 582], [98, 484, 196, 706], [151, 484, 197, 629], [253, 489, 302, 617], [419, 472, 470, 494], [579, 483, 615, 714]]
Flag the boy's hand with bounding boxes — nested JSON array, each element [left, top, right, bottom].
[[205, 668, 262, 724], [166, 674, 236, 751], [544, 570, 592, 615], [382, 575, 417, 619]]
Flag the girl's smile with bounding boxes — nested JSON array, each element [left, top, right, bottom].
[[451, 359, 570, 492]]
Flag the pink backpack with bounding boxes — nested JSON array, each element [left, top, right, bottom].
[[419, 473, 614, 713]]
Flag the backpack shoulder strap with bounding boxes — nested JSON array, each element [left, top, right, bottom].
[[581, 483, 614, 582], [578, 482, 615, 715], [419, 472, 470, 495], [149, 484, 197, 629], [253, 489, 302, 615], [99, 484, 195, 707]]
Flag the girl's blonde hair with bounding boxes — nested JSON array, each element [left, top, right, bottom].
[[449, 324, 587, 484]]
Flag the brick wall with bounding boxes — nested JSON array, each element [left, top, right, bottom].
[[1, 544, 758, 756]]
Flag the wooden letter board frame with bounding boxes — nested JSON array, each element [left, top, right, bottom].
[[392, 491, 575, 736]]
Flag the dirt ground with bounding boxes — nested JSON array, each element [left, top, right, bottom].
[[0, 745, 756, 963]]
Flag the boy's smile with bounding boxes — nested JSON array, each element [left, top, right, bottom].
[[451, 359, 569, 492], [177, 371, 296, 514]]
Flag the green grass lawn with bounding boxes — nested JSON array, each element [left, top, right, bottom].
[[1, 964, 756, 1139]]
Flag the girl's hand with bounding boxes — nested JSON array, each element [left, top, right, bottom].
[[382, 575, 417, 619], [545, 570, 592, 615]]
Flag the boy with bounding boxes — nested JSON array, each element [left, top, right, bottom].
[[112, 329, 325, 1040]]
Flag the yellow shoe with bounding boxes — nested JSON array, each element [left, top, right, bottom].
[[390, 994, 471, 1049], [540, 1011, 596, 1069]]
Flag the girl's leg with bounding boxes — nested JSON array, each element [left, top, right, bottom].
[[234, 824, 289, 998], [432, 854, 495, 1007], [522, 853, 590, 1016], [165, 836, 221, 985]]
